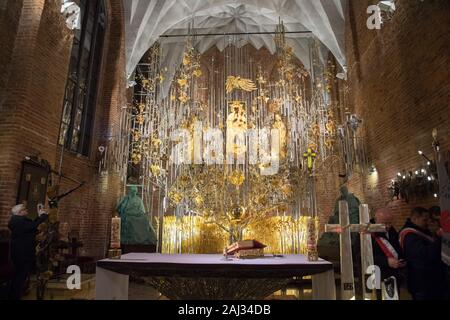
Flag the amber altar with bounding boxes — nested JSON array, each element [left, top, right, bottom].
[[95, 253, 335, 300]]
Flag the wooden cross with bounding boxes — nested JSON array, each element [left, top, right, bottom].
[[325, 201, 386, 300], [303, 148, 317, 172]]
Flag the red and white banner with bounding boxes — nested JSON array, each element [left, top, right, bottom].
[[373, 235, 399, 259]]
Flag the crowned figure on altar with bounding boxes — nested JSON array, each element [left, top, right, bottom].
[[117, 186, 157, 245]]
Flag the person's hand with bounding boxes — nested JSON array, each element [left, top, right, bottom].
[[37, 203, 48, 217], [388, 258, 402, 269], [436, 228, 443, 238], [398, 259, 407, 268]]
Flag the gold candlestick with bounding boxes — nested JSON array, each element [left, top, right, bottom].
[[108, 214, 122, 259], [307, 217, 318, 261]]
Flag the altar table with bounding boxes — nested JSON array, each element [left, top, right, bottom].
[[95, 253, 336, 300]]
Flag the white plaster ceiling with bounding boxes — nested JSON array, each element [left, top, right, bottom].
[[123, 0, 347, 78]]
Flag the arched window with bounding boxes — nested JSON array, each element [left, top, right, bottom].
[[59, 0, 106, 156]]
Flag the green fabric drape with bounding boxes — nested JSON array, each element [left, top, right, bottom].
[[117, 186, 157, 245]]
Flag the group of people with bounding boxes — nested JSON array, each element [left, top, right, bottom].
[[4, 199, 450, 300], [372, 206, 449, 300]]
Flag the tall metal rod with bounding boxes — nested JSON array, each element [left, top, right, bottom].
[[160, 31, 312, 38]]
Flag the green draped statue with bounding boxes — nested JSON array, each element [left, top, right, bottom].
[[329, 186, 361, 225], [318, 186, 361, 256], [117, 186, 157, 245]]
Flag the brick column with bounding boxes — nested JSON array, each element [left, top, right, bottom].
[[0, 0, 73, 227]]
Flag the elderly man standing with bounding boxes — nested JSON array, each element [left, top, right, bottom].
[[8, 204, 48, 300], [371, 208, 405, 298]]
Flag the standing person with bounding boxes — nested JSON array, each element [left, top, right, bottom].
[[371, 208, 405, 298], [8, 204, 48, 300], [400, 207, 447, 300], [430, 206, 450, 300], [428, 206, 442, 235]]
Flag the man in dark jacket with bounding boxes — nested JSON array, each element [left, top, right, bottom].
[[400, 207, 447, 300], [371, 208, 405, 298], [8, 204, 48, 300]]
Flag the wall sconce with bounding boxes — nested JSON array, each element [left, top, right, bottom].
[[61, 0, 81, 30], [418, 150, 432, 163], [388, 166, 438, 203], [347, 114, 363, 131], [378, 0, 396, 22], [97, 145, 108, 175]]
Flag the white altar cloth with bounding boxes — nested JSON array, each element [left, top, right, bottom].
[[95, 253, 336, 300]]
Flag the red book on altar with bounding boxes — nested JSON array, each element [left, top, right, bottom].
[[226, 240, 266, 255]]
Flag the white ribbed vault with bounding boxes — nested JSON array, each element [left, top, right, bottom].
[[123, 0, 347, 78]]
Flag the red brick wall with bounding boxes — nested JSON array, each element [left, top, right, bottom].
[[0, 0, 71, 228], [0, 0, 24, 97], [346, 0, 450, 228], [0, 0, 126, 258]]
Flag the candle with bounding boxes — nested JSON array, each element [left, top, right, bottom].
[[110, 216, 121, 249], [307, 217, 318, 261]]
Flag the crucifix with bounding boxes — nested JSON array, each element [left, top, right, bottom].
[[303, 148, 317, 172], [325, 201, 386, 300], [304, 147, 318, 261]]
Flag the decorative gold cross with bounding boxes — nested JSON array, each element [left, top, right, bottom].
[[303, 148, 317, 172]]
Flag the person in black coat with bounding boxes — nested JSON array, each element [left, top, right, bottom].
[[8, 204, 48, 300], [371, 208, 405, 297], [400, 207, 447, 300]]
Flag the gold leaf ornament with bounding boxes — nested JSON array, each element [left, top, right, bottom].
[[177, 78, 188, 87], [150, 165, 161, 176], [193, 69, 203, 78], [136, 114, 145, 125], [131, 152, 142, 164], [133, 131, 142, 142], [152, 138, 162, 147], [169, 190, 183, 205], [178, 92, 190, 103], [226, 76, 257, 94], [257, 75, 267, 84], [194, 194, 204, 206], [228, 170, 245, 187], [268, 100, 281, 113], [182, 54, 191, 66]]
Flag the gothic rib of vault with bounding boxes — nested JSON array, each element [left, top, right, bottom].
[[123, 0, 347, 81]]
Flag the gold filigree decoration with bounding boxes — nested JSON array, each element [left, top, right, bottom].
[[226, 76, 257, 94]]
